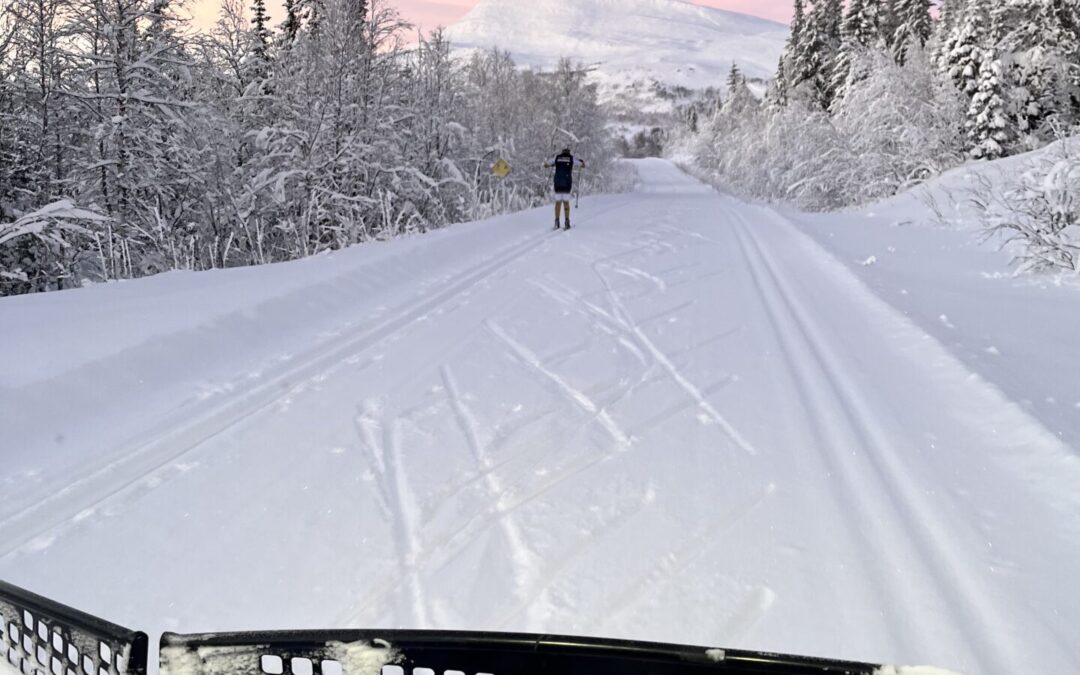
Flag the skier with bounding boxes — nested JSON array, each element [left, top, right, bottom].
[[543, 148, 585, 230]]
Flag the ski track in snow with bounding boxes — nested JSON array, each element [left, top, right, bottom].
[[485, 319, 634, 449], [439, 366, 539, 597], [731, 214, 1013, 673], [355, 405, 430, 627], [2, 160, 1079, 674], [591, 259, 758, 457], [0, 231, 548, 557]]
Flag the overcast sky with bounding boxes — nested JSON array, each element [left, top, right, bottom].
[[187, 0, 792, 33]]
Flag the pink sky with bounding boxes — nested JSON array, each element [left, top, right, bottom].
[[190, 0, 792, 32]]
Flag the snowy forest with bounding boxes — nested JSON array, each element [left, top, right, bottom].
[[674, 0, 1080, 236], [0, 0, 615, 295], [5, 0, 1079, 295]]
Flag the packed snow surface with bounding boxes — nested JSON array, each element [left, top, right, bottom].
[[444, 0, 787, 92], [2, 161, 1079, 675]]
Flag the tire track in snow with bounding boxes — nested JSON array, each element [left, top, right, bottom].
[[732, 211, 1019, 673]]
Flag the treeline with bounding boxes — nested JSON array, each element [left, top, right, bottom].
[[673, 0, 1080, 210], [0, 0, 614, 295]]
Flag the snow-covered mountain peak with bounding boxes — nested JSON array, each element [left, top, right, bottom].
[[444, 0, 789, 93]]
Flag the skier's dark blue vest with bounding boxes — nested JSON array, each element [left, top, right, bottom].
[[553, 153, 575, 193]]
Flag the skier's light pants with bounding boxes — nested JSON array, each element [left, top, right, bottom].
[[554, 193, 571, 224]]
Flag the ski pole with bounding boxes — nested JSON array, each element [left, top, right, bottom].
[[575, 164, 585, 209]]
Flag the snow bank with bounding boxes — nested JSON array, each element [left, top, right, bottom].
[[871, 137, 1080, 234], [789, 140, 1080, 448]]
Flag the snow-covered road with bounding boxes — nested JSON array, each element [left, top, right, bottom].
[[2, 160, 1078, 674]]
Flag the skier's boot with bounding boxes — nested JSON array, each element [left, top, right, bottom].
[[563, 219, 571, 230], [553, 220, 561, 231]]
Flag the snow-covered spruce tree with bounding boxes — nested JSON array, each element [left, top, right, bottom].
[[777, 0, 806, 103], [831, 0, 882, 103], [936, 0, 964, 35], [720, 64, 756, 120], [722, 76, 763, 150], [997, 0, 1080, 146], [939, 0, 989, 107], [877, 0, 900, 49], [250, 0, 270, 62], [725, 62, 743, 94], [766, 56, 788, 109], [282, 0, 300, 43], [815, 0, 846, 109], [966, 3, 1011, 159], [787, 0, 832, 109], [892, 0, 931, 65], [844, 0, 880, 49]]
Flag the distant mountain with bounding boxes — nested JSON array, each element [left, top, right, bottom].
[[444, 0, 789, 110]]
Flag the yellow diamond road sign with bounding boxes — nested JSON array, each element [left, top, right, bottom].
[[492, 158, 511, 178]]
